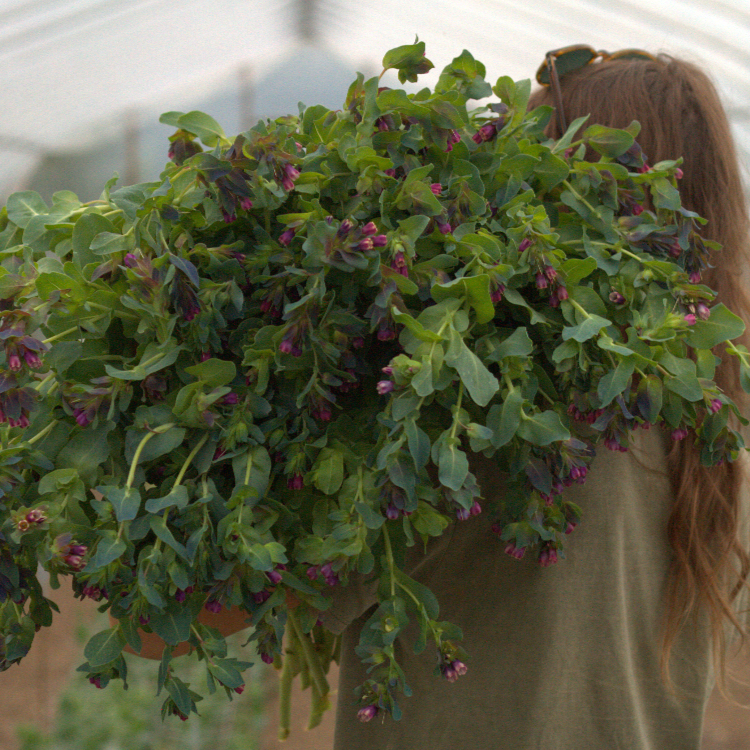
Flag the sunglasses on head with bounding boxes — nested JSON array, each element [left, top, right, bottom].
[[536, 45, 658, 133], [536, 45, 658, 85]]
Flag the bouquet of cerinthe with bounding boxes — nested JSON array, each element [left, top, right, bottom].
[[1, 40, 748, 731]]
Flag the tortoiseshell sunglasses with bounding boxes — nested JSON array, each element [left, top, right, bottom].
[[536, 45, 658, 132]]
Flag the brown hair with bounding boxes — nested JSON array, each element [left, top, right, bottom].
[[529, 55, 750, 689]]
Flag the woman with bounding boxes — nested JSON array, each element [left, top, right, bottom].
[[324, 50, 750, 750]]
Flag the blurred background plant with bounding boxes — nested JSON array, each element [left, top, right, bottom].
[[14, 614, 270, 750]]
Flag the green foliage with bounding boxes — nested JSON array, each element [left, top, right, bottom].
[[1, 41, 748, 730], [15, 619, 268, 750]]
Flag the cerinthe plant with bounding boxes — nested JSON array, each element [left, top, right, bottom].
[[1, 40, 748, 730]]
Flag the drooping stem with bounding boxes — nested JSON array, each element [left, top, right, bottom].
[[278, 645, 294, 740], [306, 681, 330, 730], [568, 298, 592, 319], [25, 420, 57, 446], [172, 433, 209, 489], [287, 609, 329, 699], [42, 314, 108, 345], [126, 423, 175, 488], [449, 381, 465, 441], [382, 523, 396, 599]]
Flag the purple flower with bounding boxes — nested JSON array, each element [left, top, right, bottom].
[[504, 541, 526, 560], [689, 271, 701, 283], [287, 472, 304, 490], [609, 290, 626, 305], [239, 197, 253, 211], [377, 323, 396, 341], [430, 183, 442, 195], [684, 313, 697, 326], [491, 285, 505, 304], [358, 705, 378, 722], [372, 234, 388, 247], [338, 219, 354, 237], [518, 238, 532, 253], [556, 285, 569, 301], [377, 380, 394, 395], [671, 427, 689, 441], [266, 569, 283, 585], [279, 228, 295, 247], [544, 265, 557, 281], [362, 221, 378, 236], [696, 303, 710, 321], [7, 353, 21, 371], [261, 653, 274, 664], [437, 222, 452, 235], [23, 349, 42, 368], [89, 676, 104, 689], [25, 509, 46, 524], [450, 660, 468, 680], [535, 272, 548, 290], [539, 547, 558, 567], [204, 600, 223, 614], [456, 506, 470, 521], [709, 398, 722, 414]]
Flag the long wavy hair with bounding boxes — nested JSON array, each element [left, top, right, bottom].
[[528, 55, 750, 689]]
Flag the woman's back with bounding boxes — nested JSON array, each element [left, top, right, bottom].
[[329, 428, 731, 749]]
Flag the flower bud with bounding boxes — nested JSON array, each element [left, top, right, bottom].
[[696, 302, 710, 321], [358, 705, 378, 722], [518, 238, 532, 253], [376, 380, 394, 395], [279, 228, 295, 247]]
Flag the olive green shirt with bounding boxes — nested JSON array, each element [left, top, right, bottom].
[[323, 429, 741, 749]]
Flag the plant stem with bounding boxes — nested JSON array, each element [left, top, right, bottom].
[[33, 372, 55, 392], [25, 420, 57, 446], [126, 423, 175, 488], [382, 524, 396, 598], [287, 609, 330, 699], [172, 433, 209, 489], [568, 298, 591, 319], [243, 448, 254, 486], [449, 381, 465, 440], [307, 682, 330, 730], [562, 180, 598, 215], [278, 647, 293, 741], [42, 314, 109, 345]]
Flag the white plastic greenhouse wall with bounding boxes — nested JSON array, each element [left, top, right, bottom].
[[1, 0, 749, 201]]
